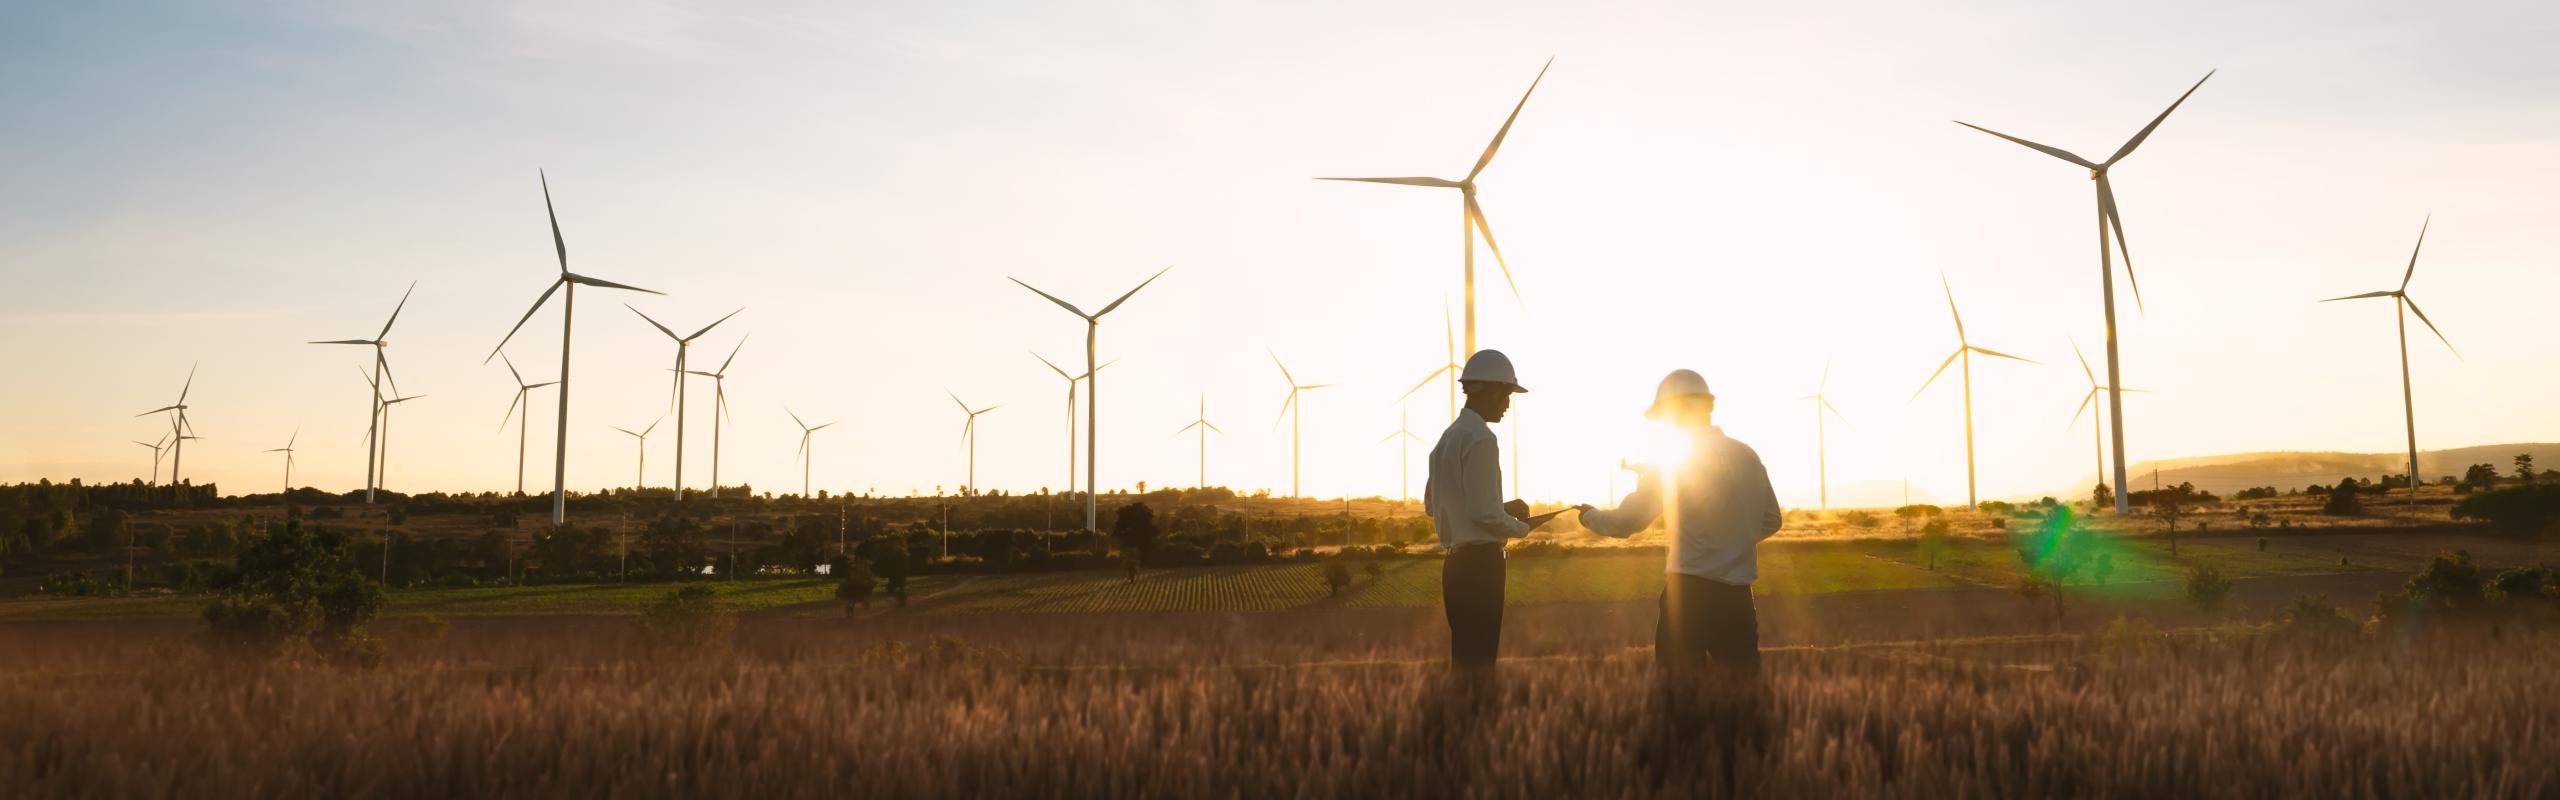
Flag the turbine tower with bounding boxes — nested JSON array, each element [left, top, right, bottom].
[[1396, 304, 1463, 422], [1172, 393, 1221, 490], [609, 416, 663, 493], [680, 337, 746, 499], [1270, 351, 1336, 498], [2067, 339, 2145, 503], [628, 305, 743, 501], [1320, 58, 1551, 358], [496, 353, 559, 497], [1798, 364, 1848, 510], [2321, 217, 2459, 506], [487, 171, 664, 526], [1009, 266, 1171, 531], [264, 429, 298, 495], [134, 363, 197, 486], [308, 281, 414, 504], [948, 391, 1002, 496], [1957, 70, 2212, 514], [1911, 276, 2036, 509], [786, 407, 835, 498], [1032, 353, 1113, 497], [133, 434, 169, 486], [1378, 405, 1424, 502]]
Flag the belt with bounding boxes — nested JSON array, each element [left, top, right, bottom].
[[1448, 542, 1506, 556]]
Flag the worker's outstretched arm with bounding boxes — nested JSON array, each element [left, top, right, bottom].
[[1579, 471, 1662, 539]]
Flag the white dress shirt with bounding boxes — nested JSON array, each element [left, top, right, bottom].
[[1425, 408, 1530, 551], [1580, 425, 1783, 585]]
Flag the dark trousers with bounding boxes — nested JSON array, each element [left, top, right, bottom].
[[1442, 544, 1506, 669], [1657, 573, 1760, 676]]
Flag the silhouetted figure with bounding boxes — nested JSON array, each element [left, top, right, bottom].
[[1580, 370, 1783, 676], [1424, 350, 1544, 671]]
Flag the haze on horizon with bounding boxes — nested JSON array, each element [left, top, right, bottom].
[[4, 0, 2556, 508]]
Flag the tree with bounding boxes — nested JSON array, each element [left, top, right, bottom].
[[835, 561, 877, 613], [2462, 463, 2503, 492], [2518, 453, 2538, 485], [638, 514, 710, 579], [2090, 482, 2114, 511], [2322, 480, 2363, 516], [201, 519, 385, 664], [1321, 558, 1353, 596], [869, 539, 912, 606], [1112, 502, 1159, 563], [1915, 520, 1953, 571], [2182, 564, 2231, 615], [2152, 482, 2198, 556], [2452, 485, 2560, 535]]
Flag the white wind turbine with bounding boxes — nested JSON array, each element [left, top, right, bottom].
[[680, 337, 746, 499], [134, 363, 198, 486], [1378, 405, 1425, 503], [2322, 217, 2460, 506], [264, 429, 298, 495], [486, 171, 665, 526], [308, 281, 414, 504], [629, 306, 743, 502], [610, 416, 664, 493], [2066, 339, 2146, 502], [1270, 351, 1337, 498], [1957, 70, 2212, 514], [786, 407, 834, 498], [377, 393, 425, 496], [1009, 266, 1171, 530], [1320, 58, 1552, 357], [1032, 353, 1114, 496], [496, 353, 559, 497], [1911, 276, 2036, 509], [1798, 364, 1849, 510], [1396, 304, 1463, 422], [1172, 393, 1222, 490], [948, 391, 1002, 496], [133, 434, 169, 486]]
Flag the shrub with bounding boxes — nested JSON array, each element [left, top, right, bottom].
[[2274, 594, 2357, 643], [200, 520, 385, 665], [1915, 521, 1952, 571], [1840, 510, 1880, 529], [634, 586, 733, 660], [836, 562, 878, 613], [2452, 485, 2560, 535], [2183, 565, 2232, 615], [1321, 559, 1352, 596], [2488, 565, 2554, 605], [2322, 482, 2363, 516]]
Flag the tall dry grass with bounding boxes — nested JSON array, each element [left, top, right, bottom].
[[2, 615, 2555, 798]]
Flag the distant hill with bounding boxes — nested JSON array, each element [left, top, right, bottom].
[[2066, 443, 2560, 497]]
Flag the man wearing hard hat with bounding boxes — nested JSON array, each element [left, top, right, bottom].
[[1577, 369, 1783, 677], [1423, 349, 1551, 670]]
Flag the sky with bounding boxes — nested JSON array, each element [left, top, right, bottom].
[[3, 0, 2556, 509]]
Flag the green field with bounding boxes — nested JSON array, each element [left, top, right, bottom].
[[0, 577, 947, 623]]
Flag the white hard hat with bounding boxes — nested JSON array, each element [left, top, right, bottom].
[[1645, 369, 1712, 419], [1458, 349, 1527, 393]]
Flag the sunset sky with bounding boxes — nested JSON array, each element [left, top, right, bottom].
[[4, 0, 2555, 508]]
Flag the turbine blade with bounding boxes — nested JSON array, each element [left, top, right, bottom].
[[1300, 383, 1339, 391], [1275, 391, 1296, 427], [786, 407, 806, 430], [1095, 266, 1171, 317], [501, 352, 524, 385], [309, 340, 375, 345], [2067, 391, 2096, 431], [1202, 421, 1223, 435], [1269, 350, 1295, 386], [1009, 278, 1091, 319], [1952, 121, 2097, 168], [627, 304, 679, 340], [137, 405, 178, 416], [1378, 431, 1401, 444], [1467, 56, 1553, 182], [1176, 420, 1202, 436], [2099, 177, 2144, 313], [717, 385, 731, 424], [486, 279, 563, 364], [1082, 358, 1117, 380], [2103, 70, 2214, 167], [567, 273, 663, 295], [1034, 352, 1071, 380], [377, 281, 417, 340], [1399, 366, 1453, 403], [683, 307, 744, 341], [179, 363, 195, 403], [717, 335, 746, 374], [502, 390, 525, 432], [1822, 397, 1847, 423], [1941, 274, 1966, 342], [527, 381, 558, 389], [2072, 339, 2097, 386], [2320, 291, 2397, 303], [1314, 176, 1465, 188], [1468, 196, 1522, 303], [642, 416, 661, 436], [947, 390, 968, 413], [809, 422, 834, 432], [2402, 295, 2459, 359], [611, 426, 636, 437], [2402, 215, 2430, 292], [1968, 345, 2038, 364], [1911, 350, 1962, 400], [540, 170, 568, 273]]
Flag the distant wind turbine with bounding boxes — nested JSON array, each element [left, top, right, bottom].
[[786, 407, 834, 498], [628, 305, 743, 502], [377, 393, 425, 495], [610, 416, 664, 493], [264, 429, 299, 495], [308, 281, 414, 504], [486, 171, 665, 526], [1320, 58, 1551, 358], [1270, 351, 1336, 498], [1911, 276, 2036, 509], [1032, 353, 1113, 496], [948, 391, 1002, 496], [133, 434, 169, 486], [1172, 393, 1222, 490], [496, 353, 559, 497], [1396, 304, 1463, 422], [680, 337, 746, 499], [1009, 267, 1171, 530], [134, 363, 198, 486], [1798, 364, 1849, 510], [2066, 339, 2146, 501], [1378, 406, 1425, 502], [1958, 70, 2211, 514], [2322, 217, 2460, 506]]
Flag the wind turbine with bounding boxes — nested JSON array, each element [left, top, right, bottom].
[[1911, 276, 2036, 509], [308, 281, 414, 504], [1270, 351, 1336, 498], [377, 393, 425, 496], [1378, 406, 1425, 502], [680, 337, 745, 499], [133, 434, 169, 486], [609, 416, 663, 493], [134, 363, 197, 486], [1396, 304, 1463, 422], [628, 305, 743, 502], [1320, 58, 1551, 358], [1032, 353, 1114, 496], [1009, 266, 1171, 531], [486, 171, 665, 526], [264, 429, 299, 495], [1957, 70, 2211, 514], [2066, 339, 2146, 503], [948, 391, 1002, 496], [1797, 364, 1849, 510], [786, 407, 834, 498], [2322, 217, 2459, 506], [1172, 393, 1222, 490], [496, 353, 559, 497]]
